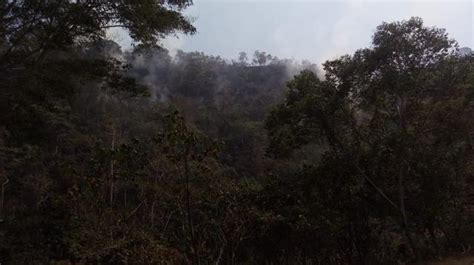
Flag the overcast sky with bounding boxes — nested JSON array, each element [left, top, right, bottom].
[[116, 0, 473, 64]]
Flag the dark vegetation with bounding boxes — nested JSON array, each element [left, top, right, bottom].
[[0, 1, 473, 264]]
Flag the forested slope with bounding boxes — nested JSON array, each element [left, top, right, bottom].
[[0, 1, 473, 264]]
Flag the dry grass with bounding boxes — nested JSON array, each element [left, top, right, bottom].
[[421, 256, 474, 265]]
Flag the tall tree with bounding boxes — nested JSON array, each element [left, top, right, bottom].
[[0, 1, 196, 263], [266, 17, 473, 262]]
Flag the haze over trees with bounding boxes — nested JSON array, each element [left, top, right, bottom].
[[0, 1, 473, 264]]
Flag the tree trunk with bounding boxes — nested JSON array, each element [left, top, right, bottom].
[[183, 148, 200, 265], [110, 126, 115, 206], [396, 94, 420, 261], [1, 177, 8, 218]]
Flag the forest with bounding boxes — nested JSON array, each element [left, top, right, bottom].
[[0, 1, 473, 264]]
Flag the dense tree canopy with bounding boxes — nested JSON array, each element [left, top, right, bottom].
[[0, 7, 472, 265], [266, 17, 474, 263]]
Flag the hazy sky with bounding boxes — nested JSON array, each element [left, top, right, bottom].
[[116, 0, 473, 64]]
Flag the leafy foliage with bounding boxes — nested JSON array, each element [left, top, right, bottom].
[[0, 9, 473, 265]]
